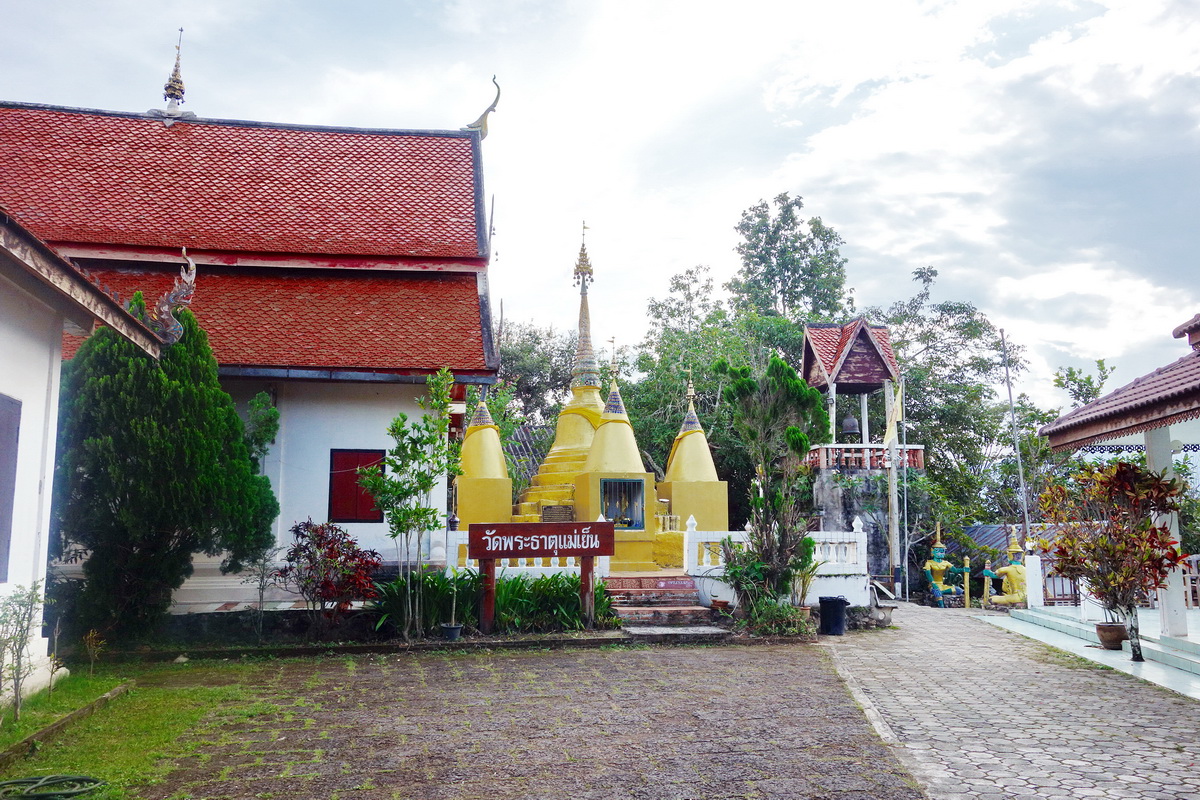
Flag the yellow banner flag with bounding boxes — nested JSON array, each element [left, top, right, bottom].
[[883, 381, 904, 446]]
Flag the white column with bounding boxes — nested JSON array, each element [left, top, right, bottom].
[[1079, 578, 1106, 622], [1025, 553, 1044, 608], [828, 382, 838, 443], [859, 393, 870, 443], [1146, 426, 1188, 638], [884, 380, 899, 594]]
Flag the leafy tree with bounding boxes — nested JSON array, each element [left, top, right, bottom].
[[714, 355, 829, 598], [727, 192, 853, 322], [53, 304, 276, 640], [243, 391, 280, 471], [0, 583, 43, 721], [495, 319, 576, 423], [622, 267, 757, 526], [358, 368, 461, 640], [1054, 359, 1114, 408], [1038, 462, 1185, 661], [865, 268, 1010, 523]]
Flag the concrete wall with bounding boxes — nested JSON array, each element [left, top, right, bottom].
[[0, 272, 66, 694]]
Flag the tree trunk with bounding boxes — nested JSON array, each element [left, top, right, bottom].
[[1121, 604, 1143, 662]]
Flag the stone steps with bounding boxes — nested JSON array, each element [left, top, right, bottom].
[[605, 573, 717, 627], [615, 606, 717, 625], [607, 589, 701, 607], [624, 624, 731, 644]]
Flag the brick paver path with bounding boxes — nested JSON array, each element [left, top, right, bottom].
[[830, 603, 1200, 800], [145, 645, 923, 800]]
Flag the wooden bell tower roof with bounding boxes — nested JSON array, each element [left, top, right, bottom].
[[801, 317, 901, 393]]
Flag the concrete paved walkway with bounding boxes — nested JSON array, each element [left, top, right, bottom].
[[829, 603, 1200, 800]]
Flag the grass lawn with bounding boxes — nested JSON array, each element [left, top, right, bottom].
[[0, 660, 267, 800], [0, 671, 124, 753]]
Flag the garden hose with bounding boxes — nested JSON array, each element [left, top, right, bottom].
[[0, 776, 106, 798]]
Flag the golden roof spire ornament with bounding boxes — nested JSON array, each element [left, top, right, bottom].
[[678, 369, 702, 433], [463, 76, 501, 139], [573, 221, 594, 292], [163, 28, 186, 116], [571, 224, 601, 388]]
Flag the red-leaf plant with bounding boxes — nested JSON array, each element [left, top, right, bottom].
[[275, 519, 382, 638], [1037, 462, 1185, 662]]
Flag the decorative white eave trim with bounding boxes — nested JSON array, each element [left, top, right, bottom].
[[0, 217, 161, 358]]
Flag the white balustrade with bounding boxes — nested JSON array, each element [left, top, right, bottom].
[[683, 515, 870, 607]]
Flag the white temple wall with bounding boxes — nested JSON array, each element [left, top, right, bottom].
[[166, 379, 442, 612], [0, 272, 67, 695]]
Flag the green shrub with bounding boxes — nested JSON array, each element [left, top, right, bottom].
[[743, 598, 813, 637], [369, 570, 618, 636], [370, 569, 479, 637]]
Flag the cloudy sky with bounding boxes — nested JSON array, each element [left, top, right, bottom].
[[3, 0, 1197, 410]]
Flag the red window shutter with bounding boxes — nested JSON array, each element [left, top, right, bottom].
[[329, 450, 383, 522]]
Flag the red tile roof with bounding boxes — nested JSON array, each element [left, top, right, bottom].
[[1040, 347, 1200, 451], [63, 266, 489, 373], [0, 103, 484, 260], [803, 319, 900, 388]]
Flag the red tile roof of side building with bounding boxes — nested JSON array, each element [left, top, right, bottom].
[[1039, 338, 1200, 451], [63, 266, 491, 374], [804, 319, 901, 386], [0, 103, 486, 260]]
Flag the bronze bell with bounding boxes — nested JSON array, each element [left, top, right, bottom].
[[841, 415, 860, 437]]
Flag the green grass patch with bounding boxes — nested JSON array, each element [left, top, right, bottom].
[[0, 662, 263, 800], [0, 672, 125, 752]]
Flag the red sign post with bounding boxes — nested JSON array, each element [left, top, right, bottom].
[[468, 521, 615, 633]]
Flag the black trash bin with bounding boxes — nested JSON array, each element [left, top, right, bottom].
[[818, 596, 850, 636]]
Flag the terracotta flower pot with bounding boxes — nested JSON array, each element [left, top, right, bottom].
[[1095, 622, 1128, 650]]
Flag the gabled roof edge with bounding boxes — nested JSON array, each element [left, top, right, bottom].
[[0, 210, 160, 358], [0, 100, 478, 139]]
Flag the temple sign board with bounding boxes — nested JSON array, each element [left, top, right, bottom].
[[468, 521, 615, 632]]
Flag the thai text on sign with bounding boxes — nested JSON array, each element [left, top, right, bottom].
[[468, 521, 615, 560]]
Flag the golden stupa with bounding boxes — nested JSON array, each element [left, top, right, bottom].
[[453, 237, 728, 571]]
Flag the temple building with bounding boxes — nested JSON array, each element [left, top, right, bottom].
[[0, 56, 501, 609], [455, 241, 728, 572]]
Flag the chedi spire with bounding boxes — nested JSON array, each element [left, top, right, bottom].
[[571, 223, 601, 389], [163, 28, 186, 116]]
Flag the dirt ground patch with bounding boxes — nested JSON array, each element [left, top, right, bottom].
[[141, 644, 923, 800]]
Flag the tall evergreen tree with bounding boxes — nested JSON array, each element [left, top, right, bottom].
[[54, 304, 276, 639]]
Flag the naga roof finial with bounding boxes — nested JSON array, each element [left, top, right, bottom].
[[143, 247, 197, 344], [463, 76, 500, 139], [163, 28, 186, 116]]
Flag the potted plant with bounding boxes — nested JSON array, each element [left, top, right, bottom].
[[440, 567, 464, 641], [1037, 462, 1185, 662], [790, 556, 827, 614]]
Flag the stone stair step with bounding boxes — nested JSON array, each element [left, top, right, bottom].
[[608, 589, 702, 607], [605, 576, 698, 591], [613, 605, 716, 626], [623, 625, 731, 644]]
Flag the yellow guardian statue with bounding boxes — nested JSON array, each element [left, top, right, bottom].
[[982, 533, 1028, 607]]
